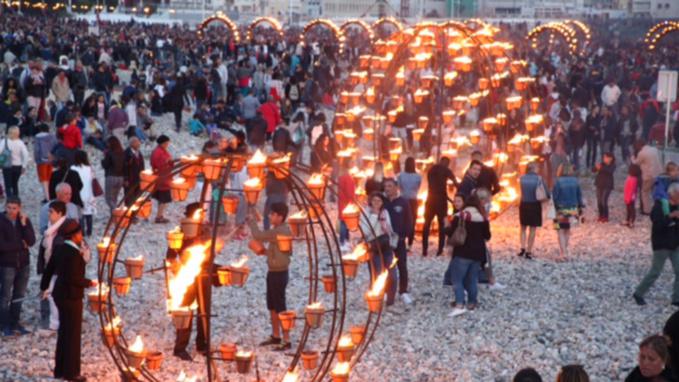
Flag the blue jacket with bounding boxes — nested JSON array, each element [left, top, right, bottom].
[[385, 196, 413, 238], [653, 175, 679, 201], [552, 176, 583, 210]]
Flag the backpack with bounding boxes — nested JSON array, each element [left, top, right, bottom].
[[288, 84, 300, 101]]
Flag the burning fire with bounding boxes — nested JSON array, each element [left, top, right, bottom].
[[191, 208, 202, 221], [243, 177, 262, 189], [366, 271, 389, 297], [172, 177, 186, 186], [89, 283, 109, 297], [167, 243, 208, 311], [104, 316, 122, 330], [332, 362, 350, 376], [176, 371, 198, 382], [307, 301, 324, 310], [282, 370, 299, 382], [249, 149, 267, 165], [128, 335, 144, 353], [308, 173, 324, 186], [338, 334, 353, 348], [230, 255, 249, 268], [236, 350, 253, 358], [342, 203, 359, 216]]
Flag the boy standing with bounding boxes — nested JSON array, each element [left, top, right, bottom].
[[248, 202, 293, 351]]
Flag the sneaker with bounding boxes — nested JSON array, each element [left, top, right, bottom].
[[524, 252, 534, 260], [517, 249, 526, 257], [488, 282, 506, 290], [447, 307, 467, 317], [467, 303, 477, 311], [258, 336, 282, 346], [633, 293, 646, 306], [13, 325, 31, 335], [400, 293, 413, 305], [273, 341, 291, 352]]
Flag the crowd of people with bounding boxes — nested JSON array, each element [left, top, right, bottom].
[[0, 8, 678, 382]]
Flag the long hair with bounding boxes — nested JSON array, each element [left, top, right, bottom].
[[107, 136, 123, 153], [74, 150, 90, 166], [404, 157, 416, 173]]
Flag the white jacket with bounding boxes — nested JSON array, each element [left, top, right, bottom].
[[360, 208, 393, 242], [72, 165, 96, 215], [1, 137, 29, 167]]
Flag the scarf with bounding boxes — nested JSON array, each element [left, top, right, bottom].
[[42, 216, 66, 265]]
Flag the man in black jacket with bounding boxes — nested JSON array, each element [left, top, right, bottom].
[[0, 197, 37, 336], [423, 157, 458, 257], [634, 183, 679, 306], [471, 151, 501, 195], [384, 178, 414, 304], [123, 137, 145, 206]]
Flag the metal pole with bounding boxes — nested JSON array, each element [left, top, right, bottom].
[[665, 78, 672, 157]]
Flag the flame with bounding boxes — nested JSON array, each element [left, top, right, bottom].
[[414, 89, 429, 97], [99, 236, 111, 247], [338, 334, 353, 348], [89, 283, 109, 296], [243, 177, 262, 189], [307, 301, 324, 310], [367, 271, 389, 297], [236, 350, 253, 358], [454, 56, 472, 65], [180, 154, 199, 162], [249, 149, 267, 165], [289, 211, 308, 221], [172, 177, 186, 186], [350, 243, 367, 258], [526, 114, 544, 124], [282, 370, 299, 382], [191, 208, 202, 221], [176, 371, 198, 382], [469, 129, 481, 138], [272, 154, 291, 164], [167, 243, 208, 311], [104, 316, 122, 330], [230, 255, 249, 268], [342, 203, 359, 216], [508, 134, 529, 145], [129, 335, 144, 353], [332, 362, 351, 376], [308, 173, 324, 186]]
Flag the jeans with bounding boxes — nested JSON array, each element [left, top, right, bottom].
[[394, 238, 409, 294], [339, 221, 349, 244], [450, 257, 481, 305], [620, 135, 632, 162], [635, 248, 679, 302], [596, 187, 612, 219], [2, 165, 22, 198], [369, 236, 397, 305], [570, 147, 581, 171], [80, 214, 93, 237], [173, 110, 182, 132], [406, 198, 418, 247], [0, 265, 30, 329], [105, 175, 124, 211]]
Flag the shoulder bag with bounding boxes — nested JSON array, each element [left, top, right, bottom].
[[450, 213, 467, 246], [0, 139, 10, 168], [535, 177, 549, 202]]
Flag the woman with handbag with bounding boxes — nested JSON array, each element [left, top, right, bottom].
[[518, 162, 548, 260], [448, 194, 491, 317], [71, 151, 96, 237], [359, 192, 398, 307], [552, 163, 584, 259]]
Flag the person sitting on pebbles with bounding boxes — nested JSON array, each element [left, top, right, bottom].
[[247, 202, 293, 351]]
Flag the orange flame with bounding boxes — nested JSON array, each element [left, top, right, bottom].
[[249, 149, 267, 165], [129, 335, 144, 353], [230, 255, 249, 268], [332, 362, 351, 376], [367, 271, 389, 297], [168, 243, 208, 311]]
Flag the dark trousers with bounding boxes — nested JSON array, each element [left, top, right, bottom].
[[596, 187, 612, 219], [626, 202, 636, 224], [173, 109, 182, 131], [422, 202, 446, 256], [394, 238, 408, 294], [586, 137, 599, 169], [175, 275, 210, 353], [54, 298, 83, 379], [2, 165, 22, 198], [80, 215, 92, 237], [406, 198, 418, 247], [123, 185, 138, 207], [0, 265, 30, 328]]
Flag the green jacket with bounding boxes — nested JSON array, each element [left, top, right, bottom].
[[248, 221, 292, 272]]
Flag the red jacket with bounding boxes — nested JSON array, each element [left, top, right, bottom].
[[59, 123, 82, 150], [259, 101, 281, 134], [150, 146, 173, 191], [337, 174, 356, 213]]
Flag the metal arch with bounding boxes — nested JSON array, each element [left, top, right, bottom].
[[197, 14, 241, 43], [340, 19, 376, 41], [246, 16, 284, 42]]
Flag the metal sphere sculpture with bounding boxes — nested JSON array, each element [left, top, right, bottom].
[[93, 150, 393, 382]]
